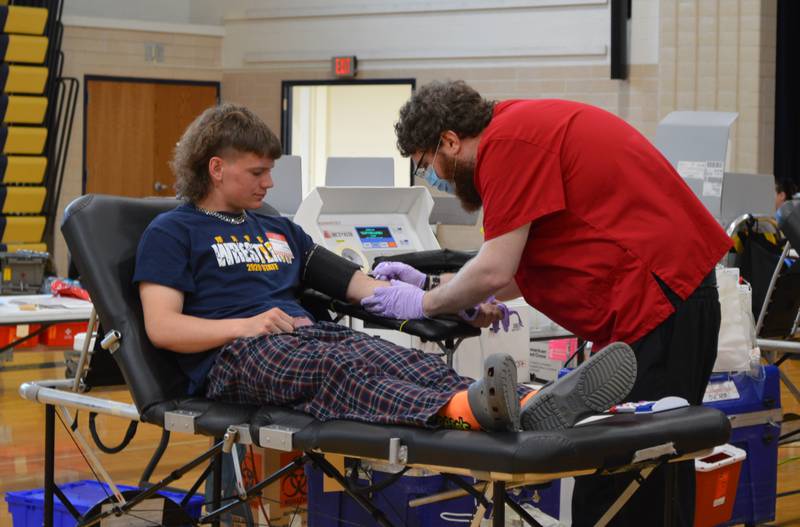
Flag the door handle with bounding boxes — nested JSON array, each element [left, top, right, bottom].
[[154, 181, 168, 192]]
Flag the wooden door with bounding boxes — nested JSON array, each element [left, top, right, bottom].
[[85, 79, 219, 197], [152, 84, 220, 195]]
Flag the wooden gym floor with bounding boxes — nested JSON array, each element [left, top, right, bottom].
[[0, 347, 799, 526]]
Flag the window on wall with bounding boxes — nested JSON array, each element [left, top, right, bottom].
[[282, 80, 414, 196]]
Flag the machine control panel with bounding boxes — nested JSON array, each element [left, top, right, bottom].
[[354, 226, 411, 249], [318, 216, 422, 270]]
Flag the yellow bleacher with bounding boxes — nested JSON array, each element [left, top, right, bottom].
[[2, 6, 48, 35], [4, 65, 48, 94], [0, 186, 45, 214], [3, 155, 46, 184], [0, 215, 44, 243], [0, 2, 56, 255], [3, 34, 48, 63], [3, 126, 47, 154], [3, 95, 47, 124]]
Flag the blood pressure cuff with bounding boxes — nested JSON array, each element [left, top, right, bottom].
[[302, 245, 361, 301], [372, 249, 475, 275]]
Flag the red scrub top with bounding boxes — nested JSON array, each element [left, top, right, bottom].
[[476, 100, 732, 347]]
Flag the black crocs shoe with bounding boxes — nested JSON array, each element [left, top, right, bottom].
[[467, 353, 520, 432], [520, 342, 637, 431]]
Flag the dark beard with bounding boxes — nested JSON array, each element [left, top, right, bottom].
[[446, 154, 482, 212]]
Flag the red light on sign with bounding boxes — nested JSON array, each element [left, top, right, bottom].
[[333, 56, 357, 77]]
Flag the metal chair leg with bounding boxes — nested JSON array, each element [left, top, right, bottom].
[[45, 404, 55, 527]]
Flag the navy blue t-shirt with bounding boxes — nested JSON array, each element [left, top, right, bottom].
[[133, 203, 316, 393]]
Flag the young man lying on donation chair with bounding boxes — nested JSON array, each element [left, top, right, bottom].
[[135, 103, 637, 433]]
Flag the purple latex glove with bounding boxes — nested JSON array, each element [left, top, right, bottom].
[[361, 280, 426, 319], [458, 296, 524, 333], [490, 303, 524, 333], [459, 295, 497, 322], [371, 261, 426, 288]]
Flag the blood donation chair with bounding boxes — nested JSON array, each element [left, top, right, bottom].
[[18, 194, 732, 527], [729, 204, 800, 410]]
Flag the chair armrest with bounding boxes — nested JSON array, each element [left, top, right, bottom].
[[372, 249, 475, 274], [300, 289, 480, 342]]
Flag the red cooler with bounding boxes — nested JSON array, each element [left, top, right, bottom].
[[41, 322, 88, 347], [0, 324, 40, 349]]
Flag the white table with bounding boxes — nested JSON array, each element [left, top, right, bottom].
[[0, 294, 94, 364]]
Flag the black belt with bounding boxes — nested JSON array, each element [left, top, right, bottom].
[[654, 270, 716, 309], [698, 270, 717, 289]]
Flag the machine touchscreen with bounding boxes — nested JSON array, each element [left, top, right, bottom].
[[355, 226, 397, 248]]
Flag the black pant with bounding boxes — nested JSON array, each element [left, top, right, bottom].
[[571, 272, 721, 527]]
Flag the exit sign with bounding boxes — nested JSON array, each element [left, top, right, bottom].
[[333, 56, 357, 77]]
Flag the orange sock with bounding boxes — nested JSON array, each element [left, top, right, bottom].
[[520, 389, 538, 407], [437, 390, 481, 431]]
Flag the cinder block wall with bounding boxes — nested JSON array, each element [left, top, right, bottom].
[[658, 0, 776, 174], [223, 64, 660, 145]]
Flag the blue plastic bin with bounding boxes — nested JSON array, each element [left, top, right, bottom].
[[703, 366, 780, 526], [306, 462, 373, 527], [5, 480, 205, 527], [306, 462, 475, 526], [371, 470, 475, 525]]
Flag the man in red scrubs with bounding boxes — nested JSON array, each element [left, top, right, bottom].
[[364, 80, 732, 526]]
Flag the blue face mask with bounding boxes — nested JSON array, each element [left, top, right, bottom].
[[424, 167, 455, 194]]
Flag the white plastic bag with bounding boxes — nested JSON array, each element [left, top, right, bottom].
[[715, 267, 758, 372], [426, 299, 533, 383]]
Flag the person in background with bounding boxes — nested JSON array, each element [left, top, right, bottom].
[[775, 177, 797, 211]]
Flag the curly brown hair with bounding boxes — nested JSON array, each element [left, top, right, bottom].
[[172, 103, 282, 203], [395, 80, 495, 157]]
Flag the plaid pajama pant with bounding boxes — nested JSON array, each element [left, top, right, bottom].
[[206, 321, 532, 428]]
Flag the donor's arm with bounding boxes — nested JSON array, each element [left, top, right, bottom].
[[139, 282, 296, 353]]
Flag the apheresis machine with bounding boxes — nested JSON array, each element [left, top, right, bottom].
[[294, 186, 532, 381], [295, 187, 438, 272]]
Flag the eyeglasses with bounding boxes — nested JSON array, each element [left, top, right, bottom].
[[412, 138, 442, 179]]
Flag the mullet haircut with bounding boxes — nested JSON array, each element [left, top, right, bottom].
[[172, 103, 282, 203]]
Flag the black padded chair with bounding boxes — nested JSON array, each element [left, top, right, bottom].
[[732, 207, 800, 408], [27, 193, 732, 527]]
